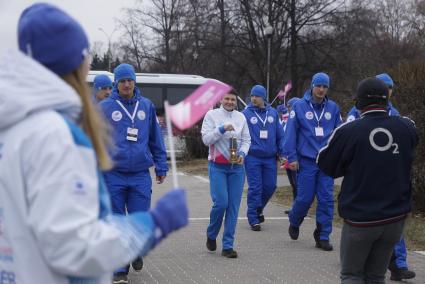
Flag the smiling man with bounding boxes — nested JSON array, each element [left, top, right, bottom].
[[282, 72, 342, 251]]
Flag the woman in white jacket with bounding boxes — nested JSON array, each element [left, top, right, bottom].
[[0, 4, 187, 284], [201, 93, 251, 258]]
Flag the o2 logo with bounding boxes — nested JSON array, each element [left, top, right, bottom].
[[369, 128, 399, 154], [0, 270, 16, 284]]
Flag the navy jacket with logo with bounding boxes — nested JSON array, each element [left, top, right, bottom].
[[317, 110, 418, 223]]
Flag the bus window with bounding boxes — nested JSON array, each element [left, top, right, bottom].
[[137, 84, 164, 111], [166, 85, 199, 105]]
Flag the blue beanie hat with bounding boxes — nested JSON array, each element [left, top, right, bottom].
[[114, 64, 136, 82], [311, 72, 330, 88], [94, 74, 113, 90], [250, 85, 267, 100], [287, 97, 300, 108], [276, 104, 288, 114], [18, 3, 89, 76], [375, 73, 394, 88]]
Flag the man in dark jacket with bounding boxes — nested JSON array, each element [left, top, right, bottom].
[[317, 77, 418, 283]]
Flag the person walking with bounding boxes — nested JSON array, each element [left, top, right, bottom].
[[283, 72, 342, 251], [201, 93, 251, 258], [345, 73, 416, 281], [0, 3, 188, 284], [242, 85, 285, 231], [98, 63, 169, 282], [317, 77, 418, 283]]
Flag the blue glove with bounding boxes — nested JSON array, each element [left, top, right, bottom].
[[150, 189, 189, 242], [237, 151, 246, 158], [219, 125, 226, 134]]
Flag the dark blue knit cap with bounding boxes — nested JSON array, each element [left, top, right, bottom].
[[250, 85, 267, 100], [311, 72, 330, 88], [18, 3, 89, 76], [114, 64, 136, 82], [375, 73, 394, 88], [276, 104, 288, 114], [94, 74, 113, 90]]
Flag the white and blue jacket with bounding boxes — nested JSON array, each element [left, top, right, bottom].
[[346, 102, 400, 122], [242, 103, 285, 158], [0, 51, 156, 284], [99, 88, 168, 176], [283, 89, 342, 162]]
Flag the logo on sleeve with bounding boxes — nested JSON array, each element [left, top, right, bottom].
[[324, 112, 332, 120], [305, 111, 314, 120], [250, 117, 258, 124], [347, 115, 356, 122], [137, 110, 146, 121], [111, 111, 122, 122], [290, 110, 296, 119], [267, 116, 274, 123]]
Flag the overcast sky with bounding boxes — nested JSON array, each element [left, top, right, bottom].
[[0, 0, 140, 56]]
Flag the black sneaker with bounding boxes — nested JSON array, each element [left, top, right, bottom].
[[132, 256, 143, 272], [390, 268, 416, 281], [221, 249, 238, 258], [113, 272, 128, 284], [251, 224, 261, 231], [316, 240, 333, 251], [284, 209, 291, 215], [258, 214, 265, 223], [288, 225, 299, 240], [313, 228, 320, 243], [206, 238, 217, 251]]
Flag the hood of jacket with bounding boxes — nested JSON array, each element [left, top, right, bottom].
[[0, 50, 81, 130]]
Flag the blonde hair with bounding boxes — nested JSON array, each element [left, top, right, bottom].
[[61, 63, 113, 171]]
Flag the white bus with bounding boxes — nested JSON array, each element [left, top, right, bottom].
[[87, 71, 216, 158], [87, 71, 210, 116]]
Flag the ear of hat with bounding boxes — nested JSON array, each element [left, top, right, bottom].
[[18, 3, 89, 76]]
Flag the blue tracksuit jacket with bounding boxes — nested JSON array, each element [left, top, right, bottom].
[[283, 90, 342, 162], [99, 86, 168, 176]]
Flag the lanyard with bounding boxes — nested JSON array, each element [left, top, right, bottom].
[[116, 100, 139, 126], [309, 102, 325, 126], [254, 110, 268, 127]]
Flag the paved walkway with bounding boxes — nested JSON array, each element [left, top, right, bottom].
[[129, 171, 425, 284]]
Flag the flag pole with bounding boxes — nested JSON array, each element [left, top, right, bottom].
[[164, 101, 179, 188]]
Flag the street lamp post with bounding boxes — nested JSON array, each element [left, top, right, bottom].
[[264, 25, 274, 102], [98, 28, 116, 72]]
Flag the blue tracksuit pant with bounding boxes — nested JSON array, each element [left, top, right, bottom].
[[289, 157, 334, 240], [207, 162, 245, 250], [245, 155, 277, 226], [392, 237, 408, 269], [103, 170, 152, 273]]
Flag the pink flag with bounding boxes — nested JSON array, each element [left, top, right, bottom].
[[278, 81, 292, 98], [166, 80, 232, 130]]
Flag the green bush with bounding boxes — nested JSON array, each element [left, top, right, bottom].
[[183, 122, 209, 160], [392, 63, 425, 212]]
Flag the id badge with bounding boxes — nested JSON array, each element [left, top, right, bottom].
[[315, 127, 324, 137], [260, 130, 268, 139], [127, 127, 138, 141]]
